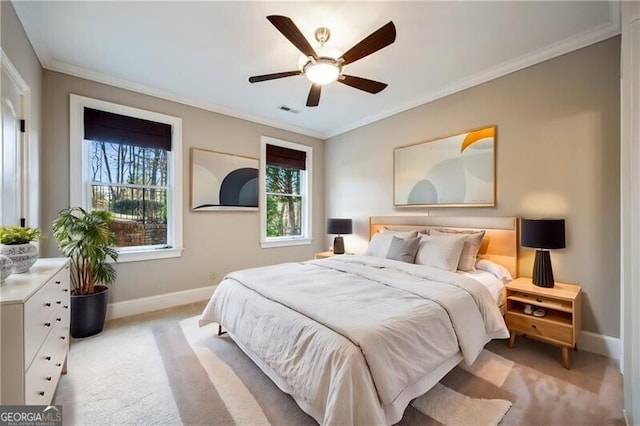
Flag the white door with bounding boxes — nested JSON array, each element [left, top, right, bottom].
[[1, 63, 24, 226]]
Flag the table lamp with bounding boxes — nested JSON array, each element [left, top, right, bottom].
[[520, 218, 566, 287], [326, 218, 352, 255]]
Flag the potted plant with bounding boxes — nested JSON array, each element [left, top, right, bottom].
[[52, 207, 119, 338], [0, 225, 42, 273]]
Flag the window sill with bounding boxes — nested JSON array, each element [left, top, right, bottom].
[[116, 247, 184, 263], [260, 238, 312, 249]]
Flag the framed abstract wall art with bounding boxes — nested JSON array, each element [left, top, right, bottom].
[[190, 148, 259, 211], [394, 125, 496, 207]]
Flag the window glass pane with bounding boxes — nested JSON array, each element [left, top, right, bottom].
[[89, 140, 168, 247], [90, 141, 167, 186], [266, 165, 300, 195], [266, 194, 302, 237]]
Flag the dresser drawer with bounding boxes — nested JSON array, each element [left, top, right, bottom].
[[24, 284, 57, 368], [505, 312, 573, 346], [24, 267, 70, 368], [25, 321, 67, 405]]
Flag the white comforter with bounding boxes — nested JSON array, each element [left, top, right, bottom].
[[200, 255, 509, 425]]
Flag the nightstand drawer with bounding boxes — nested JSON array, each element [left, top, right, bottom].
[[505, 312, 573, 346]]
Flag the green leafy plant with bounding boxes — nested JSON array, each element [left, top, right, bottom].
[[0, 226, 42, 245], [52, 207, 119, 295]]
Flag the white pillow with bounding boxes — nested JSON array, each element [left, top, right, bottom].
[[430, 229, 485, 272], [476, 259, 513, 283], [366, 230, 418, 258], [415, 234, 467, 271]]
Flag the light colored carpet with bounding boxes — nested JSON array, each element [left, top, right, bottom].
[[54, 303, 625, 426]]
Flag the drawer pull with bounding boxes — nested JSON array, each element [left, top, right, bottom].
[[45, 356, 51, 361], [44, 322, 51, 327], [531, 324, 537, 329], [39, 391, 45, 396], [45, 376, 52, 381], [60, 336, 66, 340], [45, 302, 51, 307], [55, 363, 62, 367], [63, 305, 69, 309], [55, 281, 61, 285], [63, 289, 69, 292], [536, 298, 543, 303], [56, 318, 62, 322], [56, 301, 62, 304]]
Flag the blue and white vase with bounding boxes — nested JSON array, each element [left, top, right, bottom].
[[0, 243, 38, 273], [0, 254, 14, 283]]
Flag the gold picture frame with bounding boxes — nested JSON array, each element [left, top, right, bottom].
[[394, 125, 496, 207]]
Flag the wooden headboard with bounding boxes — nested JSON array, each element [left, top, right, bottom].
[[369, 216, 519, 278]]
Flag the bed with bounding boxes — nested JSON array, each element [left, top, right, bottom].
[[200, 216, 518, 425]]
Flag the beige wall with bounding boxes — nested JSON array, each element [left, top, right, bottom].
[[41, 70, 325, 303], [1, 1, 43, 229], [325, 37, 621, 338]]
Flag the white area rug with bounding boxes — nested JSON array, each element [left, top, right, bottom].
[[412, 383, 512, 426]]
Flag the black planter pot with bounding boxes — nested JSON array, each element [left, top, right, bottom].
[[70, 286, 109, 338]]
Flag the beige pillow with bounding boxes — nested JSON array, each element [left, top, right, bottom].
[[366, 230, 418, 258], [415, 234, 467, 272], [430, 228, 485, 271]]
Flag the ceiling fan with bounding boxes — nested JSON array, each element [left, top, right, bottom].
[[249, 15, 396, 107]]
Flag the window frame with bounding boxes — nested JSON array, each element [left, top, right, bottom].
[[260, 136, 312, 248], [69, 94, 183, 262]]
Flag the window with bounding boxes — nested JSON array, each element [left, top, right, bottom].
[[260, 137, 312, 248], [70, 95, 183, 262]]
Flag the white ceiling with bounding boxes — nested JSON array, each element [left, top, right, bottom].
[[12, 1, 620, 139]]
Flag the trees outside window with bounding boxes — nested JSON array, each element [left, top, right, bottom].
[[260, 137, 312, 248], [265, 165, 301, 237], [89, 141, 168, 247]]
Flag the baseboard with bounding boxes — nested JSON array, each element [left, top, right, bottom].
[[106, 285, 215, 320], [580, 330, 621, 368]]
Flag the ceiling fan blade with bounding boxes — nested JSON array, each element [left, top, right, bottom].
[[339, 75, 388, 94], [339, 21, 396, 66], [248, 70, 302, 83], [267, 15, 319, 60], [306, 84, 321, 107]]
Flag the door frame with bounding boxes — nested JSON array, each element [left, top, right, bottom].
[[1, 48, 32, 227]]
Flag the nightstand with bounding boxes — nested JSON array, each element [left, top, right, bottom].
[[505, 277, 582, 369], [314, 251, 352, 259], [315, 251, 336, 259]]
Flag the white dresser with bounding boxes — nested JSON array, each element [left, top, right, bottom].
[[0, 258, 70, 404]]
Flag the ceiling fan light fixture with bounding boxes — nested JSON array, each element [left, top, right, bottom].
[[304, 59, 341, 85], [250, 16, 396, 106]]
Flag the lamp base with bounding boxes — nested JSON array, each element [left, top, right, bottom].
[[532, 249, 555, 288], [333, 236, 345, 255]]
